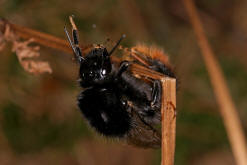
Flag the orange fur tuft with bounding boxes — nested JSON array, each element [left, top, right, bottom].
[[132, 44, 170, 66]]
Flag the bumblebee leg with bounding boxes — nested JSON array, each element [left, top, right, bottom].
[[64, 16, 84, 62], [131, 101, 161, 125], [128, 81, 162, 125], [138, 80, 162, 124], [151, 80, 162, 109], [70, 16, 84, 59], [116, 61, 130, 77], [121, 99, 133, 114]]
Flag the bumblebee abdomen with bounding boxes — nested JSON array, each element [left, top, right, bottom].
[[77, 87, 131, 137]]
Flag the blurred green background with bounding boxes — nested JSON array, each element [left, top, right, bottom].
[[0, 0, 247, 164]]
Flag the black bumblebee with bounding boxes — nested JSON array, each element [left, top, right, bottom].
[[64, 17, 176, 148]]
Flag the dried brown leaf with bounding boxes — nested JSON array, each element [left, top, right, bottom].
[[3, 24, 16, 42], [12, 39, 52, 74], [0, 38, 5, 51], [0, 24, 52, 75], [22, 61, 52, 75], [12, 39, 40, 59], [183, 0, 247, 164], [0, 25, 7, 51]]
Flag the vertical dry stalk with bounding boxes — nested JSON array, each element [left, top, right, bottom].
[[161, 78, 176, 165], [183, 0, 247, 164]]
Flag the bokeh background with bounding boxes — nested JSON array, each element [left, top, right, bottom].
[[0, 0, 247, 164]]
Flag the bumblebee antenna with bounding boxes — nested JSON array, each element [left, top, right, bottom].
[[108, 34, 126, 56], [64, 16, 85, 62]]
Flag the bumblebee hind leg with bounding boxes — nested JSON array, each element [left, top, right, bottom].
[[139, 80, 162, 125], [130, 80, 162, 125], [151, 80, 162, 109]]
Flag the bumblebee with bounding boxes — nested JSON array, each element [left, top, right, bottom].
[[64, 16, 176, 148]]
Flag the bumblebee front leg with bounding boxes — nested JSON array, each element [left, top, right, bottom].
[[116, 61, 130, 77]]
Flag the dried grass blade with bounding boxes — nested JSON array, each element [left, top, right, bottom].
[[183, 0, 247, 164]]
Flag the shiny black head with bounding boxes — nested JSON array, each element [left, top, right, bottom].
[[64, 21, 125, 87], [79, 47, 112, 87], [79, 35, 125, 87]]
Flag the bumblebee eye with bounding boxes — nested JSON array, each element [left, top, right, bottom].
[[89, 71, 94, 77], [102, 69, 106, 75]]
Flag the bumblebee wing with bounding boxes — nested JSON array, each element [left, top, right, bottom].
[[126, 111, 161, 148], [120, 44, 170, 67], [131, 44, 170, 67], [118, 44, 172, 80], [130, 63, 165, 80]]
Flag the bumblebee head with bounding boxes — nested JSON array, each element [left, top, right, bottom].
[[79, 47, 112, 86]]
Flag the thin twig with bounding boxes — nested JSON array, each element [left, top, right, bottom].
[[161, 78, 176, 165], [183, 0, 247, 165], [0, 18, 165, 78], [0, 18, 92, 54]]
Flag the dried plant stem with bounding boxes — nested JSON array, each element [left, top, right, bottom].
[[183, 0, 247, 164], [161, 78, 176, 165], [0, 18, 166, 79], [0, 19, 92, 54], [9, 22, 71, 53]]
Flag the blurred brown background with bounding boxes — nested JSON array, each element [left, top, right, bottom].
[[0, 0, 247, 164]]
